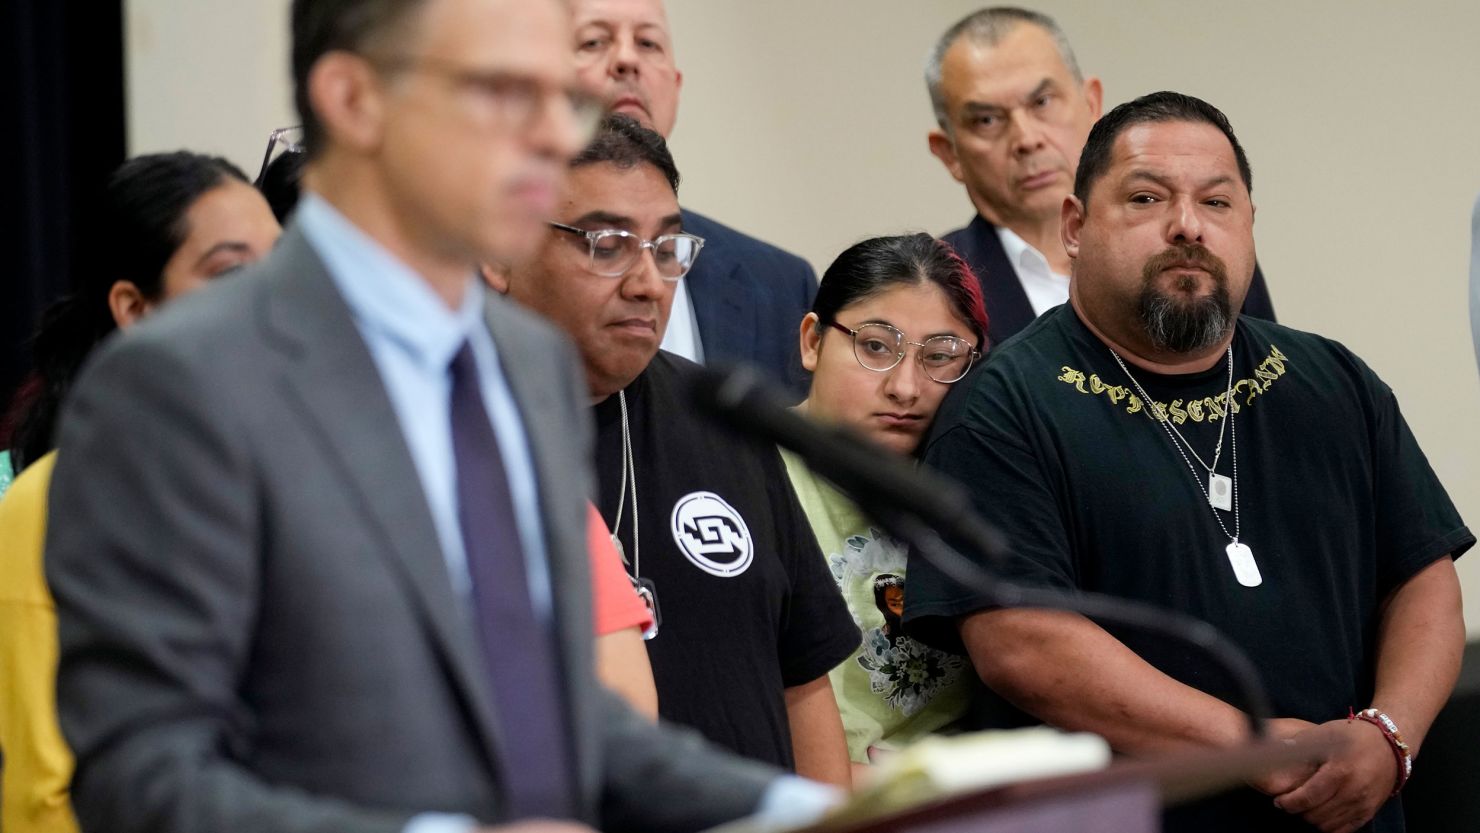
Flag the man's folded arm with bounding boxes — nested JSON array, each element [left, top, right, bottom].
[[959, 607, 1254, 755]]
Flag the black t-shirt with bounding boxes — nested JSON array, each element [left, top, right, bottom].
[[592, 351, 860, 769], [904, 305, 1472, 833]]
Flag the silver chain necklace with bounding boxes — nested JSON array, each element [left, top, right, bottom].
[[611, 391, 640, 574], [611, 391, 660, 637], [1158, 351, 1232, 476], [1115, 347, 1234, 507], [1109, 345, 1262, 588]]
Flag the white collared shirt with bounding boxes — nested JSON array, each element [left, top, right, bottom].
[[996, 226, 1071, 317], [659, 278, 705, 363]]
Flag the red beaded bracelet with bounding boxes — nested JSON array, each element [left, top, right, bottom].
[[1347, 707, 1412, 796]]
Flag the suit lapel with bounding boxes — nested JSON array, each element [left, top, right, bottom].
[[950, 215, 1038, 348], [682, 209, 753, 363], [261, 227, 507, 769]]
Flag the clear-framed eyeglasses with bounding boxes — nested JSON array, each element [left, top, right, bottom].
[[548, 222, 705, 282], [254, 125, 304, 187], [828, 321, 980, 384]]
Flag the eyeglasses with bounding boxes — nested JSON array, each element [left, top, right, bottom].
[[371, 55, 604, 144], [827, 321, 980, 383], [548, 222, 705, 281], [254, 125, 305, 187]]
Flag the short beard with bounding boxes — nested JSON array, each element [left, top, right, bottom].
[[1136, 244, 1233, 355]]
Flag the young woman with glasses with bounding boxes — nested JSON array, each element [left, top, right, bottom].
[[784, 232, 989, 781]]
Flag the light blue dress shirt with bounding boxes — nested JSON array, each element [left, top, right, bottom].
[[296, 195, 556, 833], [296, 194, 552, 614]]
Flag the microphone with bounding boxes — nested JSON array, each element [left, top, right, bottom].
[[690, 364, 1271, 737], [692, 362, 1013, 563]]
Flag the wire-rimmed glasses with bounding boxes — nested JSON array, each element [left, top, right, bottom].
[[828, 321, 980, 383], [548, 222, 705, 282]]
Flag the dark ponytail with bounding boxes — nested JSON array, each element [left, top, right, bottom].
[[2, 151, 248, 471]]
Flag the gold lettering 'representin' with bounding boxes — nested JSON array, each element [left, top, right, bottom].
[[1057, 345, 1290, 423]]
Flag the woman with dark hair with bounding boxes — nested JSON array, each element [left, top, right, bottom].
[[2, 150, 280, 484], [0, 150, 278, 833], [782, 232, 988, 777]]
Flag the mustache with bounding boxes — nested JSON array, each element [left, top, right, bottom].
[[1142, 243, 1228, 282], [1137, 243, 1233, 354]]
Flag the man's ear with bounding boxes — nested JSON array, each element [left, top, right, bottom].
[[479, 262, 511, 294], [107, 280, 152, 329], [1082, 76, 1104, 121], [927, 129, 965, 184], [307, 51, 387, 154], [799, 312, 822, 373], [1061, 195, 1086, 260]]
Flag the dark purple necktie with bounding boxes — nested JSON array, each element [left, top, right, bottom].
[[448, 341, 573, 819]]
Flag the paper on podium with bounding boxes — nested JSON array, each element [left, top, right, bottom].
[[705, 728, 1111, 833], [826, 728, 1111, 828]]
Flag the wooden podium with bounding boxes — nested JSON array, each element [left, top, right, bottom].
[[807, 738, 1338, 833]]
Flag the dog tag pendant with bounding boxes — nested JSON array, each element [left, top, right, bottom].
[[628, 576, 661, 641], [1208, 473, 1233, 511], [1225, 542, 1262, 587]]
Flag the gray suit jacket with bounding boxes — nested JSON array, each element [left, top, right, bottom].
[[44, 226, 777, 833]]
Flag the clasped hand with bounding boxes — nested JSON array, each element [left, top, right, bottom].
[[1250, 717, 1400, 833]]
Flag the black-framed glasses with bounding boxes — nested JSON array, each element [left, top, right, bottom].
[[548, 222, 705, 281], [254, 126, 305, 187], [827, 321, 980, 383], [371, 55, 604, 144]]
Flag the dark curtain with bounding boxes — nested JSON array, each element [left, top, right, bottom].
[[0, 1, 126, 421]]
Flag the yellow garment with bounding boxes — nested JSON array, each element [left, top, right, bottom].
[[0, 452, 80, 833]]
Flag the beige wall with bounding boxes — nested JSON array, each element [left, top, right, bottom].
[[125, 1, 295, 169], [128, 0, 1480, 635]]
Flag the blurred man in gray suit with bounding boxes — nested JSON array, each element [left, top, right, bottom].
[[44, 1, 828, 832]]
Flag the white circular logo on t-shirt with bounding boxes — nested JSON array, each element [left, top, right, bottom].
[[670, 491, 754, 578]]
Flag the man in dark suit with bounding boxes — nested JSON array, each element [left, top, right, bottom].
[[44, 1, 828, 832], [924, 7, 1275, 349], [568, 0, 817, 395]]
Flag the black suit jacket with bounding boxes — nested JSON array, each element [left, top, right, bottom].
[[943, 215, 1277, 349], [681, 209, 817, 397]]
